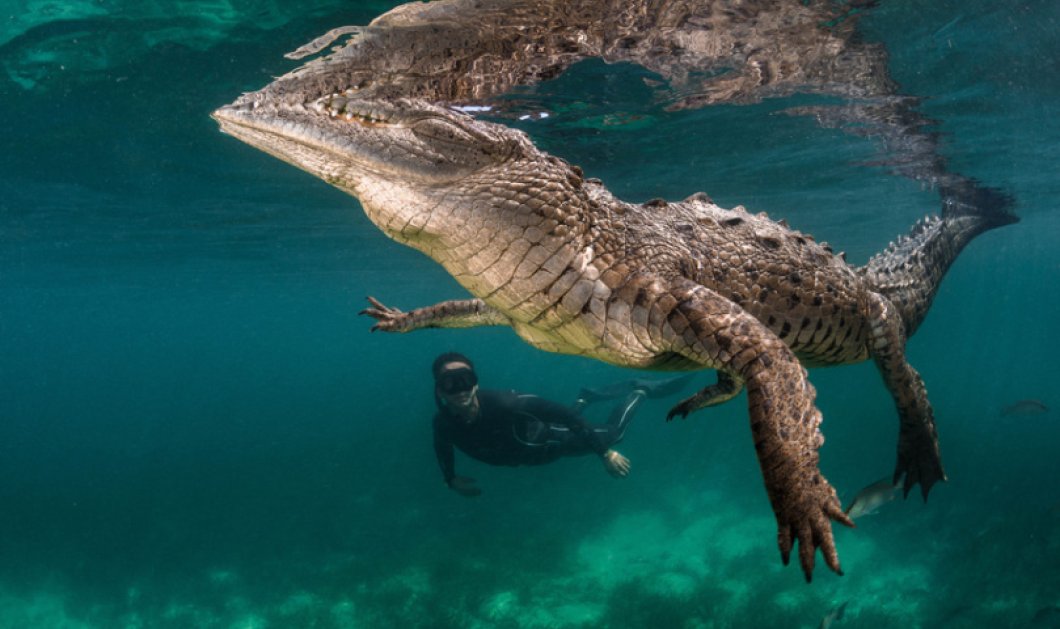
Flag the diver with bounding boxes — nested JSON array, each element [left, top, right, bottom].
[[431, 351, 692, 497]]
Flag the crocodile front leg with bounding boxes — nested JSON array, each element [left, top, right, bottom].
[[660, 280, 852, 581], [666, 370, 743, 419], [865, 292, 947, 499], [360, 296, 511, 332]]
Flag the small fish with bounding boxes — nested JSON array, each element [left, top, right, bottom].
[[932, 15, 963, 39], [819, 601, 848, 629], [844, 477, 900, 519], [1031, 605, 1060, 626], [1001, 399, 1049, 416]]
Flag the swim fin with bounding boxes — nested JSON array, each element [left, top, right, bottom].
[[578, 373, 695, 403]]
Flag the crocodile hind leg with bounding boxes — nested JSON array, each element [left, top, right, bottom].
[[865, 292, 947, 500], [659, 280, 852, 581]]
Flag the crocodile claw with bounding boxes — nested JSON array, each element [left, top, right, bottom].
[[894, 442, 947, 502], [775, 482, 854, 582], [665, 373, 742, 421], [665, 396, 696, 421], [359, 296, 410, 332], [893, 420, 947, 501]]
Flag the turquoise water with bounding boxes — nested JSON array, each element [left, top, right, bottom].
[[2, 1, 1059, 627]]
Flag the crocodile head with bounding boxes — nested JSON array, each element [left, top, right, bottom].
[[211, 93, 546, 254], [212, 95, 526, 192]]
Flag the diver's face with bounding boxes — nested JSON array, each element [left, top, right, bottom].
[[437, 362, 479, 416]]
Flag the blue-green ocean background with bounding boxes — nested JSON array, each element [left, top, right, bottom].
[[1, 1, 1058, 627]]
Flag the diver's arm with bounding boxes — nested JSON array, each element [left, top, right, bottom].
[[433, 420, 457, 486], [433, 416, 481, 497]]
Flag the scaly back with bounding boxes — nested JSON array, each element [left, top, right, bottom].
[[860, 183, 1017, 337]]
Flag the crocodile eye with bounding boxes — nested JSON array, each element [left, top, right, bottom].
[[411, 117, 478, 146]]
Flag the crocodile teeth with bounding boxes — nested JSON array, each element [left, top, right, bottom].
[[316, 95, 396, 126]]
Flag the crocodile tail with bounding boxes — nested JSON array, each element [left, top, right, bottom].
[[860, 181, 1018, 338]]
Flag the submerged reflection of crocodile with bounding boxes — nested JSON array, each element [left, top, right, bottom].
[[212, 0, 1016, 581]]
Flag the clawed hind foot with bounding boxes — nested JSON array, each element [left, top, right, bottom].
[[894, 429, 947, 500]]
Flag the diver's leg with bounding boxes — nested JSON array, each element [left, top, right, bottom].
[[604, 390, 646, 441], [583, 389, 650, 449], [572, 373, 695, 413], [570, 395, 591, 415]]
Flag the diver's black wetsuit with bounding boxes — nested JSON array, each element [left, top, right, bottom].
[[433, 389, 636, 486]]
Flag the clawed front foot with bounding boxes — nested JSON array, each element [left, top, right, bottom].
[[666, 396, 697, 421], [666, 371, 743, 421], [359, 296, 412, 332], [774, 479, 854, 582]]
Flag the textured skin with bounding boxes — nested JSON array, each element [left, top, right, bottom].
[[213, 2, 1018, 582], [240, 0, 964, 192], [262, 0, 891, 108], [215, 95, 1017, 581], [213, 96, 1016, 581]]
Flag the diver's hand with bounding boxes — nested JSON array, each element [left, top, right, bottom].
[[448, 476, 482, 497], [602, 450, 631, 478]]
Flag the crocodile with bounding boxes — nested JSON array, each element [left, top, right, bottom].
[[212, 93, 1016, 580]]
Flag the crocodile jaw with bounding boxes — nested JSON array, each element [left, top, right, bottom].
[[212, 96, 518, 194], [212, 96, 531, 250], [212, 101, 356, 189]]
